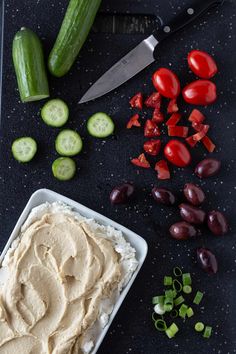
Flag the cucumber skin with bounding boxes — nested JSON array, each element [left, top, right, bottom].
[[12, 28, 49, 102], [48, 0, 102, 77]]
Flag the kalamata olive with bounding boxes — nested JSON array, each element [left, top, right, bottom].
[[179, 203, 206, 225], [183, 183, 205, 206], [110, 183, 135, 204], [197, 247, 218, 274], [152, 187, 176, 206], [195, 158, 221, 178], [207, 210, 229, 236], [169, 221, 200, 240]]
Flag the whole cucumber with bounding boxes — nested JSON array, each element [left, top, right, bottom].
[[48, 0, 102, 77], [12, 27, 49, 102]]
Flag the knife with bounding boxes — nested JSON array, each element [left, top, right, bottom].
[[79, 0, 224, 104]]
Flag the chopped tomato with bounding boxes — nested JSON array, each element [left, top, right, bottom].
[[188, 109, 205, 124], [131, 153, 150, 168], [168, 126, 189, 138], [186, 136, 198, 148], [155, 160, 170, 180], [167, 98, 179, 114], [126, 114, 141, 129], [166, 113, 182, 126], [145, 92, 162, 109], [129, 92, 143, 110], [192, 125, 209, 141], [191, 122, 205, 132], [144, 119, 160, 137], [143, 139, 161, 156], [202, 136, 216, 152], [152, 109, 164, 124]]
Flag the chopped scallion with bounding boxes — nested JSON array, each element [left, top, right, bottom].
[[186, 307, 194, 318], [182, 273, 192, 286], [173, 279, 183, 293], [179, 304, 188, 319], [166, 323, 179, 338], [152, 295, 164, 305], [174, 295, 185, 307], [183, 285, 192, 294], [193, 291, 203, 305], [203, 326, 212, 338], [195, 322, 204, 332], [164, 276, 173, 286], [173, 267, 182, 277], [154, 303, 165, 315], [165, 289, 175, 299], [154, 319, 167, 332], [170, 309, 178, 319]]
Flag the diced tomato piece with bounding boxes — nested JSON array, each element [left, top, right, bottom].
[[188, 109, 205, 124], [152, 109, 164, 124], [186, 136, 198, 148], [191, 122, 205, 132], [131, 153, 150, 168], [126, 114, 141, 129], [144, 119, 161, 137], [145, 92, 162, 109], [168, 126, 189, 138], [166, 113, 182, 126], [202, 136, 216, 152], [129, 92, 143, 110], [167, 98, 179, 113], [155, 160, 170, 180], [143, 139, 161, 156], [192, 125, 209, 141]]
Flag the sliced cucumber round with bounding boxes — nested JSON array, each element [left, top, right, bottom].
[[41, 99, 69, 127], [12, 137, 37, 163], [55, 129, 83, 156], [87, 112, 115, 138], [52, 157, 76, 181]]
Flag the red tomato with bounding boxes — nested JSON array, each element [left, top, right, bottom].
[[152, 68, 181, 99], [188, 50, 218, 79], [164, 140, 191, 167], [143, 139, 161, 156], [152, 109, 164, 124], [167, 98, 179, 114], [166, 113, 181, 126], [145, 92, 162, 109], [168, 126, 189, 138], [129, 92, 143, 109], [202, 136, 216, 153], [131, 153, 150, 168], [144, 120, 160, 137], [182, 80, 217, 105], [188, 109, 205, 124], [155, 160, 170, 180], [126, 114, 141, 129]]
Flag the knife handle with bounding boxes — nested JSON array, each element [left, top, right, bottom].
[[154, 0, 225, 43]]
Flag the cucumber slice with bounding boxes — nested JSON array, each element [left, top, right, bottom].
[[12, 137, 37, 163], [55, 129, 83, 156], [87, 112, 115, 138], [52, 157, 76, 181], [41, 99, 69, 127]]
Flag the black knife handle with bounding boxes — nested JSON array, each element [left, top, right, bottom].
[[154, 0, 225, 43]]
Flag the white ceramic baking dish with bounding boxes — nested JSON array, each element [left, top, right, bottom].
[[0, 188, 148, 354]]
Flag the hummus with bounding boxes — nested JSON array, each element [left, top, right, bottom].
[[0, 202, 138, 354]]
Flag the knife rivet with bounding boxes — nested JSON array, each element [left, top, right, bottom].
[[187, 8, 194, 15], [163, 26, 171, 33]]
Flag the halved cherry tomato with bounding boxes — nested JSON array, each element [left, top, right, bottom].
[[152, 109, 164, 124], [166, 113, 182, 126], [182, 80, 217, 105], [152, 68, 181, 99], [167, 98, 179, 113], [145, 92, 162, 109], [144, 119, 160, 137], [131, 153, 150, 168], [143, 139, 161, 156], [188, 50, 218, 79], [188, 109, 205, 124], [155, 160, 170, 180], [168, 126, 189, 138], [129, 92, 143, 109], [126, 114, 141, 129], [202, 136, 216, 152], [164, 140, 191, 167]]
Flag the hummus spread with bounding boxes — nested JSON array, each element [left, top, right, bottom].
[[0, 203, 137, 354]]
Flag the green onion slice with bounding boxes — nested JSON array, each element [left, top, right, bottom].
[[166, 323, 179, 338], [186, 307, 194, 318], [164, 303, 173, 312], [152, 295, 164, 305], [195, 322, 205, 332], [203, 326, 212, 338], [170, 309, 178, 319], [174, 295, 185, 307], [182, 273, 192, 286], [193, 291, 204, 305], [179, 304, 188, 319], [173, 267, 182, 277], [183, 285, 192, 294], [173, 279, 183, 293], [164, 276, 173, 286], [154, 319, 167, 332]]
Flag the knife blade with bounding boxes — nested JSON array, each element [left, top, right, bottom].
[[79, 0, 224, 104]]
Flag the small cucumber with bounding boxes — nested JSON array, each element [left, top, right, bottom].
[[87, 112, 115, 138], [12, 27, 49, 102], [12, 137, 37, 163], [52, 157, 76, 181], [55, 129, 83, 156], [41, 99, 69, 127]]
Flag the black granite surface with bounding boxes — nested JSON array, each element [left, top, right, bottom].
[[0, 0, 236, 353]]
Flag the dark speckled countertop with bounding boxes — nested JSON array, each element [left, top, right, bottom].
[[0, 0, 236, 353]]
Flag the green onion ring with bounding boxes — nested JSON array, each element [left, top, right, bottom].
[[173, 267, 182, 277], [154, 319, 167, 332], [173, 279, 183, 293], [170, 309, 178, 319]]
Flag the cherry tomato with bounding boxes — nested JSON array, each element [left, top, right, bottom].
[[164, 140, 191, 167], [188, 50, 218, 79], [143, 139, 161, 156], [152, 68, 181, 99], [182, 80, 217, 105]]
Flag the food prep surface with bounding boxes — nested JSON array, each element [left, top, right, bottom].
[[0, 0, 236, 353]]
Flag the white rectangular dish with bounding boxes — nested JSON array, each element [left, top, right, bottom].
[[0, 188, 148, 354]]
